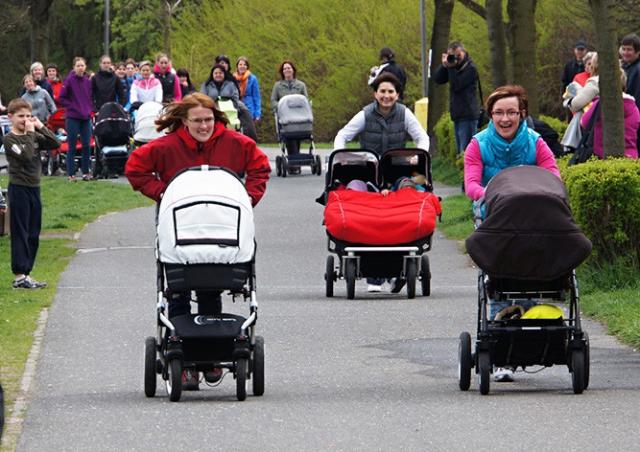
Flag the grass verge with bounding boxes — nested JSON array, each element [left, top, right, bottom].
[[0, 175, 151, 447]]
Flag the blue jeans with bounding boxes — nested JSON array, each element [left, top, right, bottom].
[[65, 118, 93, 176], [454, 119, 477, 155], [489, 299, 538, 320]]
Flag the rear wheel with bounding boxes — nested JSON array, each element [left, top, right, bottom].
[[275, 156, 282, 177], [458, 332, 472, 391], [405, 259, 417, 299], [281, 157, 288, 178], [315, 155, 323, 176], [478, 350, 491, 395], [584, 332, 590, 389], [325, 255, 335, 297], [236, 358, 248, 401], [144, 337, 157, 397], [166, 358, 182, 402], [252, 336, 265, 396], [344, 258, 356, 300], [420, 255, 431, 296], [571, 348, 586, 394]]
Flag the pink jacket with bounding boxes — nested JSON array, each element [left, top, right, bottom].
[[464, 137, 560, 201], [581, 95, 639, 159]]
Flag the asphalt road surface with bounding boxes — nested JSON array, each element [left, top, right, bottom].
[[15, 148, 640, 451]]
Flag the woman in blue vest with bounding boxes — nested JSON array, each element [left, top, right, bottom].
[[463, 85, 560, 383], [333, 72, 429, 292]]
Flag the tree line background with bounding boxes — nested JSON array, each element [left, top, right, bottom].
[[1, 0, 639, 143]]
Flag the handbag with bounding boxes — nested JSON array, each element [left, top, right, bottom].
[[568, 102, 600, 166], [477, 76, 489, 130]]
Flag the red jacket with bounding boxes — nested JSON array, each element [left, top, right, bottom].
[[125, 122, 270, 205]]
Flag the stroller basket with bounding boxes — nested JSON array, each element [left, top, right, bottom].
[[164, 262, 252, 292]]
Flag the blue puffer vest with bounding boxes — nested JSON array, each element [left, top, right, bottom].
[[360, 102, 406, 155], [475, 120, 539, 186]]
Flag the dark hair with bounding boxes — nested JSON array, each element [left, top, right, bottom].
[[379, 47, 394, 60], [447, 41, 465, 51], [486, 85, 528, 117], [155, 92, 228, 133], [621, 33, 640, 52], [371, 72, 401, 92], [206, 64, 228, 84], [176, 68, 193, 85], [278, 59, 297, 79], [215, 55, 231, 68], [46, 63, 59, 78], [7, 98, 32, 114]]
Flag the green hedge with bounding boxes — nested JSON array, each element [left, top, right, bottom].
[[539, 114, 568, 139], [562, 158, 640, 266]]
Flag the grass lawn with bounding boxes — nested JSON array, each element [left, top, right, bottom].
[[0, 175, 151, 443]]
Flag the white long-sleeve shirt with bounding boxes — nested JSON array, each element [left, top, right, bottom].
[[333, 105, 430, 151]]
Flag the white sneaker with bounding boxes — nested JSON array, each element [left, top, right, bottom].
[[494, 367, 514, 382], [367, 284, 383, 292]]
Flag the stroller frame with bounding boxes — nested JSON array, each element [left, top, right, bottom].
[[324, 148, 435, 299], [458, 269, 589, 395]]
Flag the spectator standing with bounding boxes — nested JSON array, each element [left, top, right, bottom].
[[433, 41, 481, 155], [234, 56, 261, 122], [216, 55, 258, 141], [92, 55, 125, 111], [572, 51, 595, 88], [45, 63, 65, 130], [114, 61, 131, 109], [368, 47, 407, 100], [564, 52, 599, 113], [154, 53, 181, 104], [20, 62, 53, 98], [620, 33, 640, 152], [176, 68, 196, 98], [129, 61, 163, 105], [2, 98, 59, 289], [21, 75, 56, 123], [562, 41, 587, 93], [125, 58, 140, 86], [58, 57, 94, 181]]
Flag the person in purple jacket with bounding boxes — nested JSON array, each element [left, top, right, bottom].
[[58, 57, 94, 181]]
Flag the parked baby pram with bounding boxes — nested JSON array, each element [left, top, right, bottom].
[[458, 166, 592, 395], [133, 101, 165, 146], [144, 165, 264, 402], [321, 148, 441, 299], [46, 128, 96, 177], [93, 102, 132, 178], [275, 94, 322, 177]]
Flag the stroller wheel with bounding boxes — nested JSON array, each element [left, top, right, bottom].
[[325, 255, 335, 298], [420, 255, 431, 297], [315, 154, 323, 176], [344, 259, 357, 300], [252, 336, 265, 396], [275, 156, 282, 177], [477, 350, 491, 395], [584, 331, 590, 389], [571, 347, 587, 394], [281, 157, 288, 178], [144, 337, 157, 397], [406, 259, 417, 299], [165, 358, 183, 402], [236, 358, 248, 401], [458, 332, 472, 391]]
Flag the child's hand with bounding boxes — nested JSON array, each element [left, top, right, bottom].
[[32, 116, 44, 130], [25, 117, 35, 132], [381, 189, 390, 196]]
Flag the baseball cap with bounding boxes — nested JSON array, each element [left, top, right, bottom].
[[575, 40, 587, 49]]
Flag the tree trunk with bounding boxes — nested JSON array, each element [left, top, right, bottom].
[[506, 0, 539, 115], [486, 0, 508, 88], [163, 1, 171, 57], [427, 0, 455, 136], [30, 0, 53, 62], [589, 0, 625, 157]]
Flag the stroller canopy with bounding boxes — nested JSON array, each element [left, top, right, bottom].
[[277, 94, 313, 126], [157, 166, 255, 265], [466, 165, 592, 281], [134, 101, 165, 143], [94, 102, 131, 147]]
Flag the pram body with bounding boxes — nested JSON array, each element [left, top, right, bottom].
[[457, 165, 592, 395], [274, 94, 322, 176], [133, 101, 165, 145], [93, 102, 132, 178], [144, 165, 264, 402], [323, 148, 440, 299]]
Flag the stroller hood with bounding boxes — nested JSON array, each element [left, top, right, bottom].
[[94, 102, 131, 147], [466, 165, 592, 280], [157, 166, 255, 265], [277, 94, 313, 125], [134, 101, 165, 143]]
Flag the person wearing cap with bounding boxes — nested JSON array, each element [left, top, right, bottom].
[[368, 47, 407, 99], [562, 41, 587, 95]]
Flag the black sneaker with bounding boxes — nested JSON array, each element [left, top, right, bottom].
[[390, 278, 406, 293], [12, 276, 47, 289]]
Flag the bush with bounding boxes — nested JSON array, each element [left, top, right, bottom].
[[433, 115, 457, 164], [562, 158, 640, 266], [539, 114, 567, 138]]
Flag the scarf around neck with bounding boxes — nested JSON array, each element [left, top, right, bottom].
[[234, 70, 251, 97]]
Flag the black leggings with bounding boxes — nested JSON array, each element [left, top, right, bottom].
[[169, 290, 222, 318]]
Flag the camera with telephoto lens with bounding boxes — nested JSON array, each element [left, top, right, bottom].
[[447, 54, 458, 64]]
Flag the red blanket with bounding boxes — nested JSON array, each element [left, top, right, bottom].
[[324, 189, 442, 245]]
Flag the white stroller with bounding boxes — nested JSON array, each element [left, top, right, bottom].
[[144, 165, 264, 402], [133, 101, 165, 145]]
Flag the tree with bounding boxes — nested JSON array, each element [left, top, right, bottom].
[[30, 0, 54, 62], [427, 0, 455, 134], [589, 0, 624, 156], [485, 0, 508, 87]]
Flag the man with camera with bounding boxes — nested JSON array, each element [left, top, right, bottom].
[[433, 41, 481, 156]]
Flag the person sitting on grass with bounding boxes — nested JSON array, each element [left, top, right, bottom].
[[2, 99, 59, 289]]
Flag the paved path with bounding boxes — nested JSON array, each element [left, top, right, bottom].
[[15, 148, 640, 451]]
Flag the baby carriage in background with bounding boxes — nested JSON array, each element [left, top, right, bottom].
[[133, 101, 165, 146], [93, 102, 132, 178], [321, 148, 441, 299], [144, 165, 264, 402], [45, 128, 96, 177], [458, 166, 592, 395], [216, 98, 241, 131], [274, 94, 322, 177], [0, 116, 10, 171]]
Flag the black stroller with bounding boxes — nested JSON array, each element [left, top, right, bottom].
[[93, 102, 132, 178], [144, 166, 264, 402], [274, 94, 322, 177], [458, 166, 592, 395], [322, 148, 439, 299]]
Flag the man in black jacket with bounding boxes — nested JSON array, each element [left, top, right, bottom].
[[433, 41, 480, 156], [562, 41, 587, 93], [621, 33, 640, 153], [91, 55, 126, 112]]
